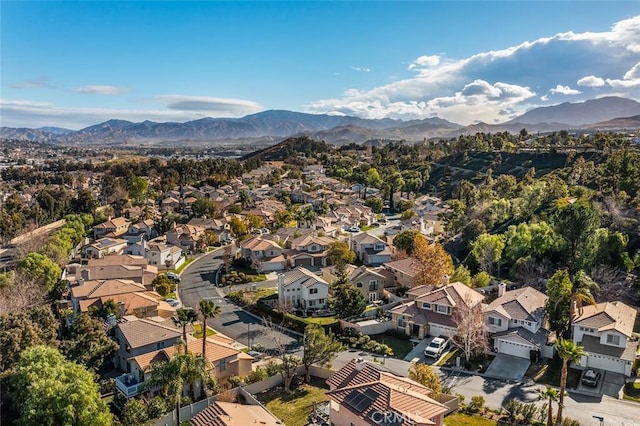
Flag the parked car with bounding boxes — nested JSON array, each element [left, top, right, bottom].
[[424, 337, 449, 358], [581, 369, 601, 387], [347, 226, 360, 232], [165, 272, 181, 283], [165, 298, 180, 307]]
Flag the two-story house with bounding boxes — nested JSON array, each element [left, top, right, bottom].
[[350, 233, 392, 266], [240, 236, 287, 272], [384, 257, 420, 288], [146, 243, 184, 269], [572, 301, 638, 377], [81, 237, 128, 259], [483, 285, 554, 359], [390, 277, 485, 339], [326, 358, 449, 426], [166, 224, 205, 251], [285, 234, 335, 269], [93, 217, 131, 239], [277, 267, 330, 311], [65, 255, 159, 288], [323, 264, 387, 303]]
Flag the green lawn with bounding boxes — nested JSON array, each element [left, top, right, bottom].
[[284, 312, 339, 326], [257, 380, 329, 426], [444, 413, 498, 426], [193, 323, 216, 338], [526, 358, 581, 389], [371, 334, 413, 359], [173, 257, 195, 274], [623, 382, 640, 402]]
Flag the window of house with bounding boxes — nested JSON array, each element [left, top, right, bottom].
[[369, 280, 377, 291], [219, 359, 226, 371], [606, 334, 620, 345], [356, 282, 363, 288], [436, 305, 450, 314], [398, 317, 407, 328], [156, 342, 165, 350], [489, 317, 502, 327], [422, 302, 431, 310], [374, 243, 384, 251], [309, 300, 316, 306], [318, 299, 325, 305], [310, 288, 318, 294]]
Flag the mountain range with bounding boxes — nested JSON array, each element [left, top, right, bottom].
[[2, 96, 640, 146]]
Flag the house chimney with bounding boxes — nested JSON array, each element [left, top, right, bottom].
[[106, 314, 117, 327], [442, 274, 450, 286], [498, 282, 506, 297], [355, 358, 366, 371]]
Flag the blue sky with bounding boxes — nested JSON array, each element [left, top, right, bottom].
[[2, 1, 640, 129]]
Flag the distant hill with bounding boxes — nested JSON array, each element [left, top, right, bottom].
[[585, 114, 640, 130], [240, 136, 332, 162], [2, 97, 640, 146], [507, 96, 640, 126]]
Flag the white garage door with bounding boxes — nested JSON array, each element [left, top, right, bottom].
[[586, 354, 627, 374], [429, 324, 456, 338], [498, 339, 533, 359]]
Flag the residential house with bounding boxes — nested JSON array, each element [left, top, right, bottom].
[[66, 255, 158, 287], [82, 238, 128, 259], [129, 219, 158, 240], [93, 217, 131, 239], [166, 224, 205, 251], [125, 337, 253, 399], [323, 264, 386, 303], [240, 237, 286, 272], [160, 197, 180, 213], [146, 242, 184, 269], [190, 401, 282, 426], [277, 267, 330, 311], [384, 257, 420, 288], [483, 285, 553, 359], [326, 358, 449, 426], [69, 278, 174, 318], [572, 301, 639, 376], [285, 234, 334, 269], [390, 277, 485, 339], [350, 233, 393, 266]]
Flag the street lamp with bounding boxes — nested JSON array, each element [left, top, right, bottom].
[[592, 416, 604, 426]]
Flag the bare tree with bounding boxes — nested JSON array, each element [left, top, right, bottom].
[[261, 316, 302, 392], [0, 271, 47, 314], [451, 296, 489, 362]]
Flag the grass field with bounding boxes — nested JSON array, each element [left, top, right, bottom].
[[371, 334, 414, 359], [257, 380, 329, 426], [444, 413, 498, 426], [193, 323, 216, 338]]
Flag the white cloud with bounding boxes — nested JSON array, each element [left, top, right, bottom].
[[549, 85, 581, 95], [351, 67, 371, 72], [0, 95, 263, 129], [624, 62, 640, 80], [577, 75, 606, 87], [408, 55, 441, 70], [11, 78, 51, 89], [74, 85, 129, 95], [307, 15, 640, 124]]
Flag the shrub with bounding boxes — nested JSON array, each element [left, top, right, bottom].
[[246, 367, 269, 384], [155, 282, 171, 297], [180, 396, 193, 407], [147, 396, 168, 419], [228, 376, 245, 387], [469, 395, 485, 413], [471, 271, 492, 288]]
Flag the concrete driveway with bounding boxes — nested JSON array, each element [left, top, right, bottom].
[[602, 371, 625, 398], [484, 354, 530, 381]]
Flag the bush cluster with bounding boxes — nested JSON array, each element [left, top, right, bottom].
[[339, 328, 394, 356]]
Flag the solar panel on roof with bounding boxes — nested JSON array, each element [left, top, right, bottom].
[[344, 389, 376, 413]]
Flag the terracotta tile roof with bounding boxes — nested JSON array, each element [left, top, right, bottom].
[[484, 287, 547, 322], [190, 401, 282, 426], [326, 359, 448, 425], [573, 301, 637, 337], [71, 279, 146, 299]]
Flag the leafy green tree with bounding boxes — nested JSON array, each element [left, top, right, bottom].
[[552, 201, 600, 269], [504, 222, 562, 264], [330, 269, 366, 319], [191, 196, 218, 219], [591, 229, 634, 271], [302, 324, 343, 383], [273, 209, 293, 229], [451, 264, 472, 286], [121, 397, 149, 426], [11, 345, 112, 426], [555, 339, 586, 426], [61, 313, 118, 374], [244, 213, 265, 231], [393, 230, 421, 256], [0, 306, 58, 371], [364, 196, 384, 213], [173, 308, 199, 345], [470, 233, 505, 274], [545, 269, 573, 337], [128, 176, 149, 205], [228, 216, 248, 238], [198, 300, 221, 358], [461, 219, 486, 249], [363, 167, 383, 200], [152, 275, 175, 294], [18, 252, 62, 293], [146, 396, 168, 419], [471, 271, 492, 288], [280, 354, 303, 392], [327, 241, 356, 266], [409, 362, 442, 396], [569, 270, 598, 319]]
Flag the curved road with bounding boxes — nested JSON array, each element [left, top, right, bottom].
[[178, 249, 301, 353]]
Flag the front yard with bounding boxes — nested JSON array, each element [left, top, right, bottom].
[[444, 413, 498, 426], [370, 333, 414, 359], [257, 379, 329, 426], [623, 381, 640, 402], [526, 357, 580, 389]]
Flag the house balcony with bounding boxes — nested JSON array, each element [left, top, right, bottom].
[[115, 373, 143, 398]]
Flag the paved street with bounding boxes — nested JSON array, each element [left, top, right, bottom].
[[178, 249, 302, 353]]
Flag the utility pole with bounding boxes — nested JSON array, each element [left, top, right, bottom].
[[247, 323, 251, 348]]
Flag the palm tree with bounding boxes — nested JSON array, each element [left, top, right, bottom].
[[536, 385, 560, 426], [198, 299, 221, 358], [172, 308, 198, 346], [570, 270, 598, 319], [555, 338, 586, 426], [143, 344, 213, 426]]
